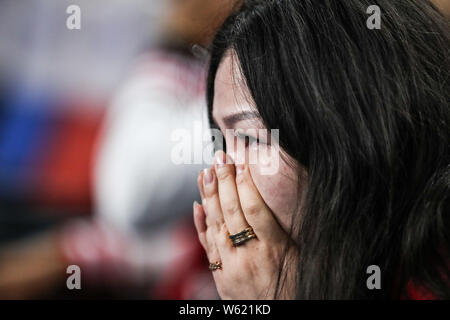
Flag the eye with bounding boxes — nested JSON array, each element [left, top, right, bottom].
[[234, 130, 260, 148]]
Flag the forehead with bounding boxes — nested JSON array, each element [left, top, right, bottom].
[[212, 54, 256, 125]]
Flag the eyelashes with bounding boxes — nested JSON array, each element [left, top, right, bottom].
[[211, 128, 268, 154], [234, 131, 260, 147]]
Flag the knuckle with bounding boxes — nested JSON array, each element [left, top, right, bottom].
[[224, 202, 241, 216], [204, 184, 217, 198], [235, 171, 247, 185], [244, 202, 261, 216], [215, 167, 233, 181], [215, 219, 226, 232]]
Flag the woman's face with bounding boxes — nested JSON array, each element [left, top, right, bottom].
[[211, 55, 302, 231]]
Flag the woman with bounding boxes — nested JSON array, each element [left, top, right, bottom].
[[193, 0, 450, 299]]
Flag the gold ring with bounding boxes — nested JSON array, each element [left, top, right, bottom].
[[229, 227, 257, 246], [209, 261, 222, 271]]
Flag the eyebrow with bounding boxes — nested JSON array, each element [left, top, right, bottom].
[[220, 111, 261, 128]]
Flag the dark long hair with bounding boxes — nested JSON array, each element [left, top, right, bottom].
[[206, 0, 450, 299]]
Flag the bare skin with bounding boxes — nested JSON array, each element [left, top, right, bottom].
[[194, 55, 302, 299], [194, 152, 298, 299]]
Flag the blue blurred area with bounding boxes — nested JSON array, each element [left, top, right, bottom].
[[0, 87, 56, 197]]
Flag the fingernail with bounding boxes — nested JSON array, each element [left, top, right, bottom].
[[193, 201, 199, 210], [203, 168, 213, 185]]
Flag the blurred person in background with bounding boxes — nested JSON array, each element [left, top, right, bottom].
[[0, 0, 159, 299], [94, 0, 236, 299]]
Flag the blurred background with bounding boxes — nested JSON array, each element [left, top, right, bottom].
[[0, 0, 448, 300], [0, 0, 235, 299]]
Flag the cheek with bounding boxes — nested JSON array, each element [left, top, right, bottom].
[[247, 150, 298, 232], [225, 140, 299, 231]]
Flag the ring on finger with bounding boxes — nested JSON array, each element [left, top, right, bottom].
[[208, 261, 222, 271], [229, 227, 257, 247]]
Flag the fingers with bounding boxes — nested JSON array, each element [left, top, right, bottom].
[[205, 229, 222, 271], [196, 149, 284, 259], [201, 166, 233, 257], [202, 168, 224, 228], [197, 149, 284, 246], [234, 163, 285, 242], [193, 201, 207, 251], [197, 170, 206, 207], [193, 201, 222, 268], [214, 151, 250, 235]]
